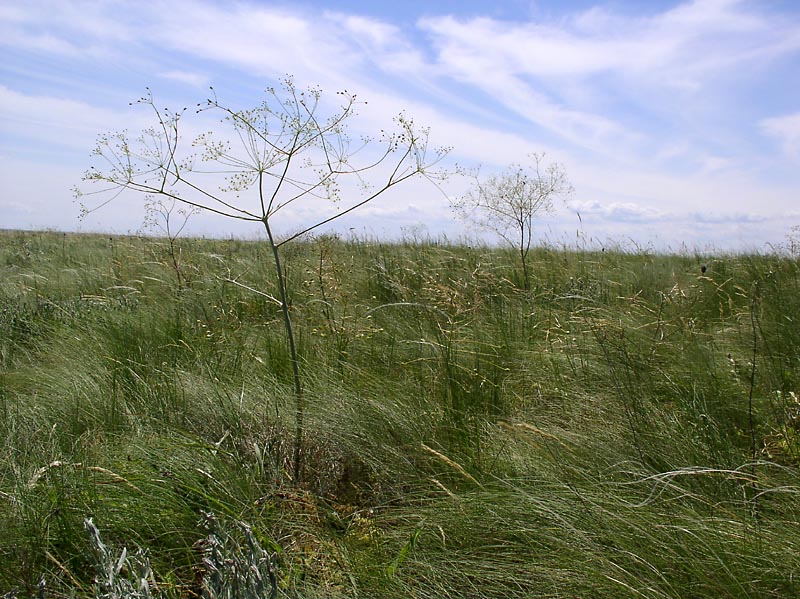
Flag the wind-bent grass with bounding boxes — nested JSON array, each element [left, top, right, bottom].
[[1, 229, 799, 597]]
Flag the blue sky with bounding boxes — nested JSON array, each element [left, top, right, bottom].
[[2, 0, 799, 250]]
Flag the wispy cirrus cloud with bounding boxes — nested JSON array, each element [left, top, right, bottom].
[[417, 0, 800, 160], [158, 70, 210, 88], [0, 0, 134, 60], [0, 86, 138, 154], [421, 0, 795, 85], [332, 14, 427, 75]]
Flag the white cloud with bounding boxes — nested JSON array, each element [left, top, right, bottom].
[[761, 113, 800, 159], [143, 2, 358, 87], [0, 86, 136, 151], [0, 0, 134, 60], [0, 200, 36, 215], [159, 70, 210, 88], [697, 154, 733, 174], [1, 30, 79, 55], [0, 158, 88, 230], [571, 199, 668, 223], [333, 14, 426, 74]]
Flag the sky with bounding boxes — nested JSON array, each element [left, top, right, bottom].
[[1, 0, 799, 251]]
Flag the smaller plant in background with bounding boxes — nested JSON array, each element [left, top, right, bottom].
[[142, 198, 199, 290], [786, 225, 800, 258], [453, 153, 572, 290], [762, 390, 800, 464]]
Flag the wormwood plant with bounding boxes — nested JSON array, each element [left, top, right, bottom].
[[76, 77, 448, 481], [199, 512, 278, 599], [81, 517, 277, 599], [85, 518, 155, 599]]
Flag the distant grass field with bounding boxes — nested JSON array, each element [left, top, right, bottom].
[[1, 229, 799, 598]]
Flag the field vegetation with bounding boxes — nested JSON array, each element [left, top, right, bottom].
[[1, 228, 799, 598]]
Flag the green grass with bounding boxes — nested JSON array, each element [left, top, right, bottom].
[[1, 229, 799, 598]]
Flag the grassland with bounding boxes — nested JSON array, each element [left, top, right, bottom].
[[1, 229, 799, 598]]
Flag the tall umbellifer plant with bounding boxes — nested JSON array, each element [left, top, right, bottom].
[[76, 77, 449, 482]]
